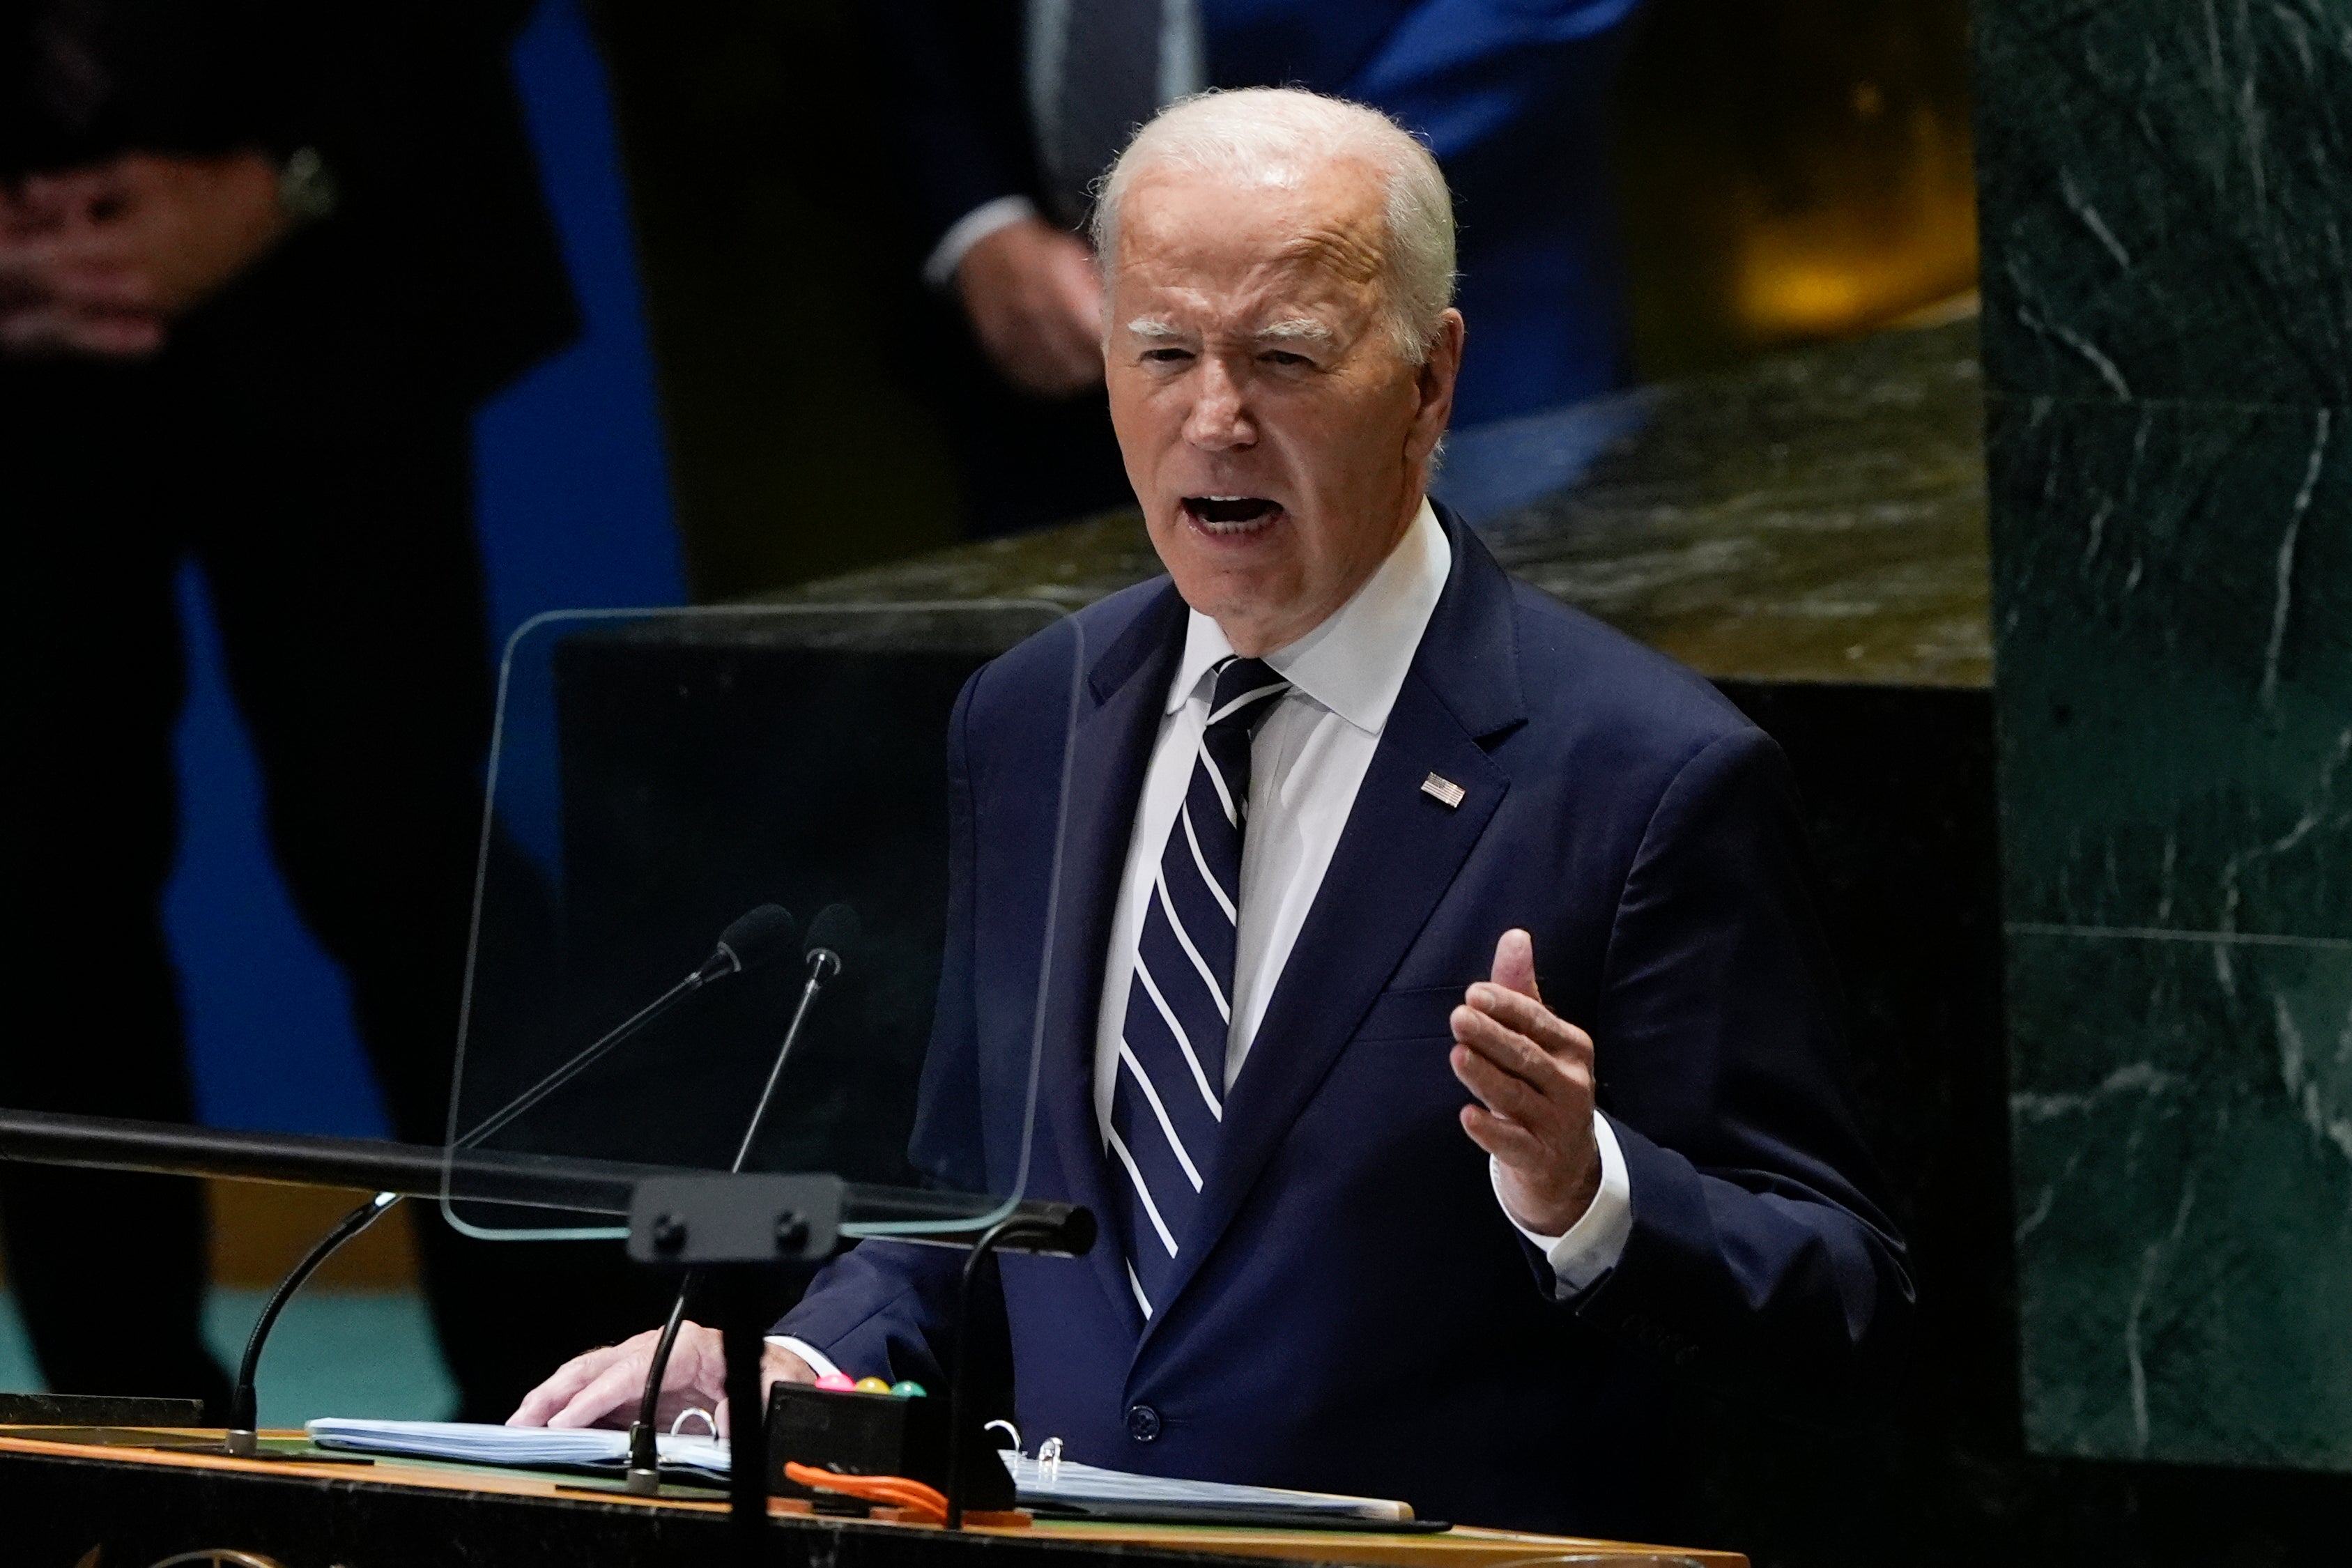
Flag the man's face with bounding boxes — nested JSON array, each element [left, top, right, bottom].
[[1104, 160, 1463, 655]]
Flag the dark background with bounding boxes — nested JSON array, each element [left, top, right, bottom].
[[584, 0, 1982, 599]]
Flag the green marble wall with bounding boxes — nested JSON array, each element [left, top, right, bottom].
[[1979, 0, 2352, 1468]]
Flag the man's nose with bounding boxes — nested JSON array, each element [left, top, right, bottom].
[[1181, 358, 1253, 449]]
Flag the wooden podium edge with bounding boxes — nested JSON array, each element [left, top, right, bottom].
[[0, 1429, 1746, 1568]]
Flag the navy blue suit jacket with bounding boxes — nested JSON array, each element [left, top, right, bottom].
[[868, 0, 1643, 425], [779, 506, 1910, 1537]]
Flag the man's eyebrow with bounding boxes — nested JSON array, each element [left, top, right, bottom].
[[1254, 318, 1337, 345], [1123, 317, 1186, 339]]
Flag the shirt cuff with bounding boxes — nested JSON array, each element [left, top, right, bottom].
[[764, 1335, 841, 1381], [921, 195, 1043, 290], [1490, 1111, 1634, 1299]]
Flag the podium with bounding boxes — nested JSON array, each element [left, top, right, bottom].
[[0, 1429, 1745, 1568], [2, 597, 1755, 1566]]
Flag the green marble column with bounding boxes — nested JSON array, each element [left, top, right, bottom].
[[1979, 0, 2352, 1468]]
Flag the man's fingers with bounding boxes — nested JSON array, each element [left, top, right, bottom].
[[1045, 250, 1106, 362], [18, 169, 121, 226], [1, 217, 148, 291], [1450, 1040, 1555, 1128], [1450, 1001, 1572, 1089], [508, 1344, 632, 1427], [0, 308, 69, 352], [60, 312, 164, 355], [0, 302, 164, 358], [978, 302, 1100, 396], [1459, 1102, 1547, 1168], [1463, 982, 1591, 1057], [1004, 353, 1094, 397], [545, 1353, 656, 1431], [18, 224, 139, 266], [1029, 323, 1103, 389], [510, 1327, 675, 1428], [1022, 305, 1107, 392], [958, 217, 1106, 397], [43, 267, 157, 313], [1457, 932, 1606, 1240]]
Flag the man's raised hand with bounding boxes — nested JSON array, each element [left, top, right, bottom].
[[1450, 928, 1603, 1238]]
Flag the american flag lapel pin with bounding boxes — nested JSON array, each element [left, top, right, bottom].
[[1420, 771, 1466, 809]]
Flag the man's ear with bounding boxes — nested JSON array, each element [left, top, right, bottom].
[[1406, 309, 1466, 463]]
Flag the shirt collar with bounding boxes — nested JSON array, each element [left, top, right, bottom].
[[1165, 498, 1452, 735]]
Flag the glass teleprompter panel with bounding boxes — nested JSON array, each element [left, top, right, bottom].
[[442, 601, 1082, 1243]]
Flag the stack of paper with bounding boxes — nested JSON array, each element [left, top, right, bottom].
[[1004, 1451, 1411, 1522], [307, 1418, 730, 1477], [305, 1419, 1417, 1526]]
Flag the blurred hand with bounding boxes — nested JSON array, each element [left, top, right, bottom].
[[0, 150, 289, 358], [507, 1322, 818, 1438], [955, 215, 1105, 397], [1450, 929, 1604, 1237]]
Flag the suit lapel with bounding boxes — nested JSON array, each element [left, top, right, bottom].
[[1034, 585, 1187, 1335], [1139, 509, 1530, 1339]]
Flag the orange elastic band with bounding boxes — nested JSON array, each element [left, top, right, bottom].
[[783, 1461, 951, 1525]]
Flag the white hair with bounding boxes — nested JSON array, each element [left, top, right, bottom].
[[1088, 87, 1458, 364]]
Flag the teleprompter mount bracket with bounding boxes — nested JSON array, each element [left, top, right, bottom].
[[627, 1173, 845, 1266]]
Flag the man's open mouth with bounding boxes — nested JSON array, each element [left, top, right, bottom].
[[1182, 495, 1283, 534]]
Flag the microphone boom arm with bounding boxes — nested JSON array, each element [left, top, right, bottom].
[[728, 947, 837, 1174], [224, 1191, 400, 1456], [623, 916, 854, 1495], [456, 967, 710, 1153], [456, 901, 797, 1153]]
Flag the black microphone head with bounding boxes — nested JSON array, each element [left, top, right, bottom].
[[717, 904, 797, 973], [805, 904, 861, 970]]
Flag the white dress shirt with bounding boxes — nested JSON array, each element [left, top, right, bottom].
[[1089, 499, 1629, 1300], [777, 500, 1627, 1377]]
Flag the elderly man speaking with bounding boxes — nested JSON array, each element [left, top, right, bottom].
[[512, 88, 1908, 1537]]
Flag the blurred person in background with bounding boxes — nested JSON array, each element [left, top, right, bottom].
[[869, 0, 1644, 536], [0, 0, 599, 1420]]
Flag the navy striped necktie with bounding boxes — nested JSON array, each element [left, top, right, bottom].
[[1107, 655, 1290, 1321]]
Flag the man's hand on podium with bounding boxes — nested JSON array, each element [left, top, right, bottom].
[[507, 1323, 817, 1438]]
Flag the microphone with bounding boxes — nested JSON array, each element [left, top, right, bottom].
[[731, 905, 857, 1171], [220, 904, 794, 1461], [459, 904, 798, 1149], [621, 904, 860, 1494], [800, 903, 860, 985], [695, 902, 801, 985]]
